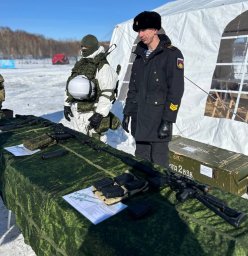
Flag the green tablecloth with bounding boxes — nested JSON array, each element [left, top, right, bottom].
[[0, 116, 248, 256]]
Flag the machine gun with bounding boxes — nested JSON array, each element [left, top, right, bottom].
[[50, 124, 247, 227]]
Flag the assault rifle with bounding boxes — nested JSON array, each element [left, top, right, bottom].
[[51, 124, 247, 228]]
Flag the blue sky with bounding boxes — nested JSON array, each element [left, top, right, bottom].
[[1, 0, 174, 41]]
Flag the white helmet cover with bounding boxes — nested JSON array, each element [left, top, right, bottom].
[[68, 75, 96, 100]]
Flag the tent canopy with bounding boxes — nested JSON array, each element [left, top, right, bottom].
[[108, 0, 248, 156]]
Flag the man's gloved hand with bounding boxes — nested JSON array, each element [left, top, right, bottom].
[[122, 115, 130, 133], [158, 120, 172, 139], [88, 112, 103, 130], [64, 106, 73, 121], [0, 102, 2, 110]]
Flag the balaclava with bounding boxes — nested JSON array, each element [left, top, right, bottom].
[[81, 34, 99, 57]]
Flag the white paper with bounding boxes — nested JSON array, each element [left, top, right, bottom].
[[200, 165, 213, 178], [63, 186, 127, 225], [4, 144, 40, 156]]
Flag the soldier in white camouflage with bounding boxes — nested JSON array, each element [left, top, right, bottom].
[[64, 34, 120, 141]]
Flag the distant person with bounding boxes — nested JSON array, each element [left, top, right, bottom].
[[64, 34, 120, 141], [122, 11, 184, 168], [0, 74, 5, 110]]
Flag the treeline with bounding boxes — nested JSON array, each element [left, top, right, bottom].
[[0, 27, 109, 59]]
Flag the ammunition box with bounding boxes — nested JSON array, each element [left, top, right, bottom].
[[169, 136, 248, 196]]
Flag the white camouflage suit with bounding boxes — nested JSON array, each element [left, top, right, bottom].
[[64, 46, 118, 141]]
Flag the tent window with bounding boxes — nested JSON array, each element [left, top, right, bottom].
[[217, 38, 248, 63], [205, 11, 248, 122]]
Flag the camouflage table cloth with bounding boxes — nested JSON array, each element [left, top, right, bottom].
[[0, 115, 248, 256]]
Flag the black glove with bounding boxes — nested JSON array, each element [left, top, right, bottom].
[[64, 106, 73, 121], [122, 115, 130, 133], [88, 112, 103, 130], [0, 102, 2, 110], [158, 120, 172, 139]]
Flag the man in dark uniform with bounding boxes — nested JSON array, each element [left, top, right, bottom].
[[122, 11, 184, 168]]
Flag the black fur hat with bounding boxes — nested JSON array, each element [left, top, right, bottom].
[[133, 11, 161, 32]]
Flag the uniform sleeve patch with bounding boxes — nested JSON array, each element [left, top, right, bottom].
[[177, 58, 184, 69], [169, 103, 178, 111]]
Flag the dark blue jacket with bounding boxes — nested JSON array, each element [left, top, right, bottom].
[[123, 34, 184, 142]]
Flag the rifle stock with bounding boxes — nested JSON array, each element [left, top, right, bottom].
[[196, 193, 246, 227]]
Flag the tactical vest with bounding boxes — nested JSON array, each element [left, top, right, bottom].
[[66, 53, 110, 113]]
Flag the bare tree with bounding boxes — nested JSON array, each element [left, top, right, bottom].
[[0, 27, 108, 59]]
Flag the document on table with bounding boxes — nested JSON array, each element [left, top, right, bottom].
[[63, 186, 127, 225], [4, 144, 40, 156]]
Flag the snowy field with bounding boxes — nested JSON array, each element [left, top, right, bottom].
[[0, 61, 247, 255], [0, 61, 135, 256]]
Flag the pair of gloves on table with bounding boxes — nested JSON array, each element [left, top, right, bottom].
[[64, 106, 103, 130], [122, 114, 172, 139]]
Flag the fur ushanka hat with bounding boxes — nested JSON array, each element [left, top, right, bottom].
[[133, 11, 161, 32]]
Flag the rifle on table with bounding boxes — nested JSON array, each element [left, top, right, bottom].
[[0, 115, 51, 131], [50, 124, 247, 227]]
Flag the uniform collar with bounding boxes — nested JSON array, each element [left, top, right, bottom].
[[134, 34, 172, 57]]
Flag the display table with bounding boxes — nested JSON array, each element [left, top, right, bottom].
[[0, 116, 248, 256]]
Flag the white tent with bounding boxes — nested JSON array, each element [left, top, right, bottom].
[[108, 0, 248, 156]]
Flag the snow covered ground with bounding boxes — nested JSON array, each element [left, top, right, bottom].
[[0, 61, 247, 255], [0, 61, 135, 255]]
